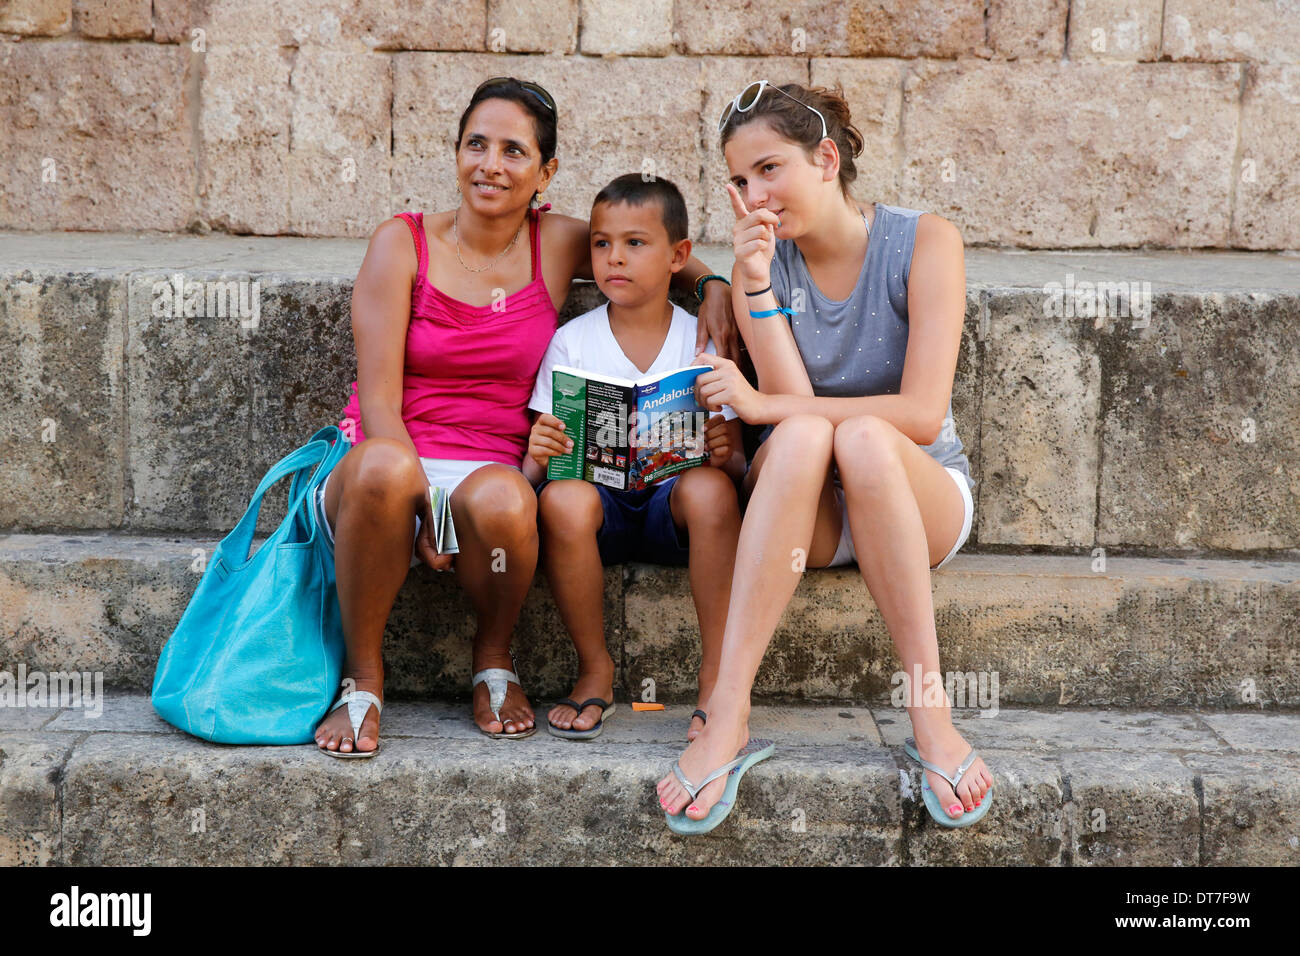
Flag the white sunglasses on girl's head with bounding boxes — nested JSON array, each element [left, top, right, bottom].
[[717, 80, 829, 141]]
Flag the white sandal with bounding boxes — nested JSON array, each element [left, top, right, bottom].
[[472, 653, 536, 739], [319, 687, 383, 759]]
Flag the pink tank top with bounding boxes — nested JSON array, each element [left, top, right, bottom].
[[339, 206, 559, 465]]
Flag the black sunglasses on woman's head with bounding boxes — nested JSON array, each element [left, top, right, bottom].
[[474, 76, 557, 115]]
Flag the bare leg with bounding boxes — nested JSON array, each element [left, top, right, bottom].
[[833, 414, 992, 818], [314, 438, 427, 754], [667, 466, 743, 742], [657, 415, 840, 818], [450, 465, 540, 736], [537, 479, 615, 732]]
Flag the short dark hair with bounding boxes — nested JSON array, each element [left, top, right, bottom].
[[591, 174, 689, 244]]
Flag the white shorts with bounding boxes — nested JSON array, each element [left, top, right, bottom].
[[314, 457, 515, 567], [826, 465, 974, 571]]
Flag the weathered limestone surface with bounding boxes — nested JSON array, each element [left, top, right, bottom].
[[1, 694, 1292, 865]]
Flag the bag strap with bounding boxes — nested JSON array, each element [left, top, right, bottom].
[[287, 425, 350, 524], [220, 426, 347, 570]]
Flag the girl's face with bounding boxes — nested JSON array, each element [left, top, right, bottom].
[[723, 119, 835, 238], [456, 98, 554, 213]]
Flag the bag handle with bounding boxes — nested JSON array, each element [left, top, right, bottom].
[[285, 425, 351, 543], [220, 426, 347, 570], [288, 425, 350, 522]]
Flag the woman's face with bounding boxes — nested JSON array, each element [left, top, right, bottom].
[[456, 97, 553, 213], [723, 119, 832, 239]]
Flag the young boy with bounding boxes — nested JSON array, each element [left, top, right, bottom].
[[523, 174, 746, 741]]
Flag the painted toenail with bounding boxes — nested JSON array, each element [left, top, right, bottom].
[[949, 804, 962, 814]]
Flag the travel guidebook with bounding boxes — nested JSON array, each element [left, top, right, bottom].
[[428, 486, 458, 554], [546, 364, 714, 490]]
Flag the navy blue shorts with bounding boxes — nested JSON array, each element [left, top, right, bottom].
[[535, 476, 690, 566]]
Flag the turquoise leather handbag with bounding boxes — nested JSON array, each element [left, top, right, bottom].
[[152, 425, 351, 744]]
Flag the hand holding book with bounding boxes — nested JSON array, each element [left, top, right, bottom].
[[428, 486, 458, 557], [693, 353, 765, 423], [702, 414, 733, 468], [528, 413, 573, 468], [413, 482, 457, 571]]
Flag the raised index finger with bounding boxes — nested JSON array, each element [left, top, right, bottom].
[[726, 182, 750, 220]]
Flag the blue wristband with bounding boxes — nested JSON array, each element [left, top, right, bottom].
[[749, 306, 795, 318]]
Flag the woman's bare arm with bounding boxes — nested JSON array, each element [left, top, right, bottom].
[[550, 213, 595, 282], [731, 261, 815, 398], [353, 218, 420, 457], [521, 409, 548, 486], [725, 182, 813, 398], [690, 261, 741, 364]]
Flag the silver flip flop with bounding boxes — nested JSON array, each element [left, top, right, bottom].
[[472, 654, 536, 739], [319, 688, 383, 759]]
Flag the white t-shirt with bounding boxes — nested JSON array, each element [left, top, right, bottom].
[[528, 302, 738, 421]]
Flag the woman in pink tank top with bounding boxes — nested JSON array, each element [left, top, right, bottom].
[[314, 77, 740, 753]]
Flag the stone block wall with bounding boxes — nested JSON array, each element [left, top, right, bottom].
[[1, 0, 1296, 246]]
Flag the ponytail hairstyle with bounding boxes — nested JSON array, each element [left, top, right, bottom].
[[719, 83, 865, 199], [456, 77, 559, 206]]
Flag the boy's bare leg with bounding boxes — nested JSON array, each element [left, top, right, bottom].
[[538, 479, 615, 732], [668, 466, 742, 742]]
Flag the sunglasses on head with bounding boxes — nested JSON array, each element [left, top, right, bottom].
[[474, 76, 557, 115], [718, 80, 828, 141]]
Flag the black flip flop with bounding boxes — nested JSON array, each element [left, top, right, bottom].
[[547, 697, 617, 740]]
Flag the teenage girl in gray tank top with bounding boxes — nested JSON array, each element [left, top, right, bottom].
[[657, 82, 995, 832]]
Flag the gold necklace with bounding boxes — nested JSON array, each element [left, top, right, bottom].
[[452, 207, 525, 273]]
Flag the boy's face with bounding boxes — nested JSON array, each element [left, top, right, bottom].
[[589, 199, 690, 307]]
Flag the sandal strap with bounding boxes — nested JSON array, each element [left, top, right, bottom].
[[549, 698, 611, 727], [472, 668, 521, 722], [671, 751, 748, 801], [953, 746, 979, 781], [694, 754, 747, 792], [329, 689, 382, 741], [691, 709, 708, 725], [913, 742, 979, 791], [672, 762, 700, 799], [472, 668, 521, 687]]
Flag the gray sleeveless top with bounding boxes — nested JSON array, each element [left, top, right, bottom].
[[764, 202, 975, 493]]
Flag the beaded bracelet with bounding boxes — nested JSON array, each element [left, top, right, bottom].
[[694, 273, 730, 303]]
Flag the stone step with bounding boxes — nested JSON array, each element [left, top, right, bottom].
[[3, 693, 1297, 865], [2, 533, 1297, 708], [3, 234, 1300, 553]]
